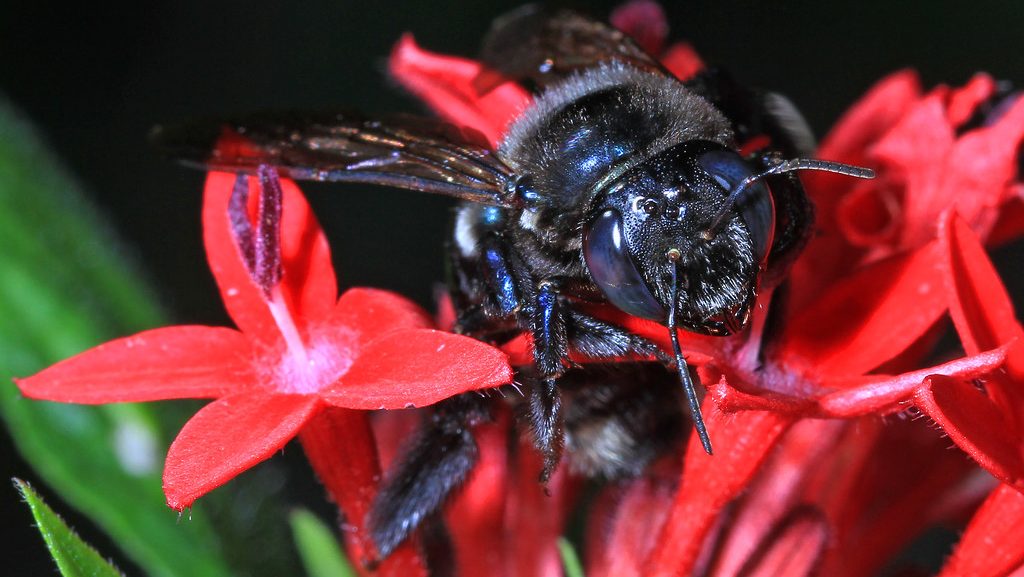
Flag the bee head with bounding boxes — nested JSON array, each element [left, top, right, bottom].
[[583, 140, 875, 336], [582, 141, 773, 335]]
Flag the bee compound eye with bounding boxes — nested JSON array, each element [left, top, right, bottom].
[[697, 150, 775, 261], [583, 209, 666, 321]]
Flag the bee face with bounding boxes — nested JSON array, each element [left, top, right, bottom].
[[583, 141, 772, 335]]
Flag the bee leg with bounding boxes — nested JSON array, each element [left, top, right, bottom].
[[367, 394, 490, 561], [451, 235, 568, 482], [684, 67, 817, 158], [529, 280, 568, 482], [448, 235, 527, 340], [565, 309, 670, 362]]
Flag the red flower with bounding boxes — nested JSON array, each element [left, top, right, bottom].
[[388, 1, 1024, 576], [16, 167, 512, 573]]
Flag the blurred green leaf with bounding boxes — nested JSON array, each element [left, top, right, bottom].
[[290, 509, 357, 577], [16, 479, 125, 577], [559, 536, 585, 577], [0, 95, 232, 577]]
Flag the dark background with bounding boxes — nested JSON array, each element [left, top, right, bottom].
[[2, 1, 1023, 574]]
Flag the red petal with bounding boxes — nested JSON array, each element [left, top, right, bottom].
[[816, 70, 922, 169], [709, 420, 843, 577], [645, 406, 793, 576], [708, 376, 815, 416], [16, 326, 254, 403], [300, 408, 429, 577], [660, 42, 705, 81], [789, 71, 921, 307], [591, 477, 676, 577], [777, 241, 947, 376], [928, 96, 1024, 243], [506, 438, 571, 577], [203, 173, 336, 349], [915, 375, 1024, 490], [322, 329, 512, 409], [501, 333, 533, 366], [735, 509, 829, 577], [610, 0, 668, 56], [943, 212, 1024, 376], [835, 178, 901, 249], [816, 419, 984, 577], [946, 73, 996, 127], [163, 393, 319, 509], [872, 92, 956, 247], [327, 288, 434, 353], [389, 34, 531, 147], [446, 414, 510, 577], [938, 484, 1024, 577]]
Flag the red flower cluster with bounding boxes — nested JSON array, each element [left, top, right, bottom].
[[15, 1, 1024, 576], [387, 1, 1024, 576]]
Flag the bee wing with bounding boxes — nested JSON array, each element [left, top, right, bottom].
[[151, 112, 518, 207], [478, 5, 666, 89]]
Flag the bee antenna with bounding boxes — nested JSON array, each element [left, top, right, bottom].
[[667, 256, 713, 455], [705, 158, 876, 235]]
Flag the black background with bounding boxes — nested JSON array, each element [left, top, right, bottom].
[[2, 1, 1023, 574]]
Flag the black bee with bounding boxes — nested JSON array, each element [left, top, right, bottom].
[[153, 5, 873, 563]]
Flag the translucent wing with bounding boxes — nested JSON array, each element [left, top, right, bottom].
[[478, 5, 667, 89], [151, 112, 518, 206]]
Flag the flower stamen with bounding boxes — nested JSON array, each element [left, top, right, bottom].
[[227, 166, 284, 298]]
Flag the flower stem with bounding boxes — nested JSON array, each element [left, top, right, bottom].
[[299, 407, 428, 577]]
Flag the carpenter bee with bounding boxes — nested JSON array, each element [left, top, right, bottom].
[[153, 5, 874, 562]]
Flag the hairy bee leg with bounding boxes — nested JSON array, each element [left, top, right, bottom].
[[530, 377, 563, 482], [448, 229, 568, 481], [566, 309, 671, 362], [367, 395, 490, 561], [684, 67, 817, 158], [529, 281, 568, 482]]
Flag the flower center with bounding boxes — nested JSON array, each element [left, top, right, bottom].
[[228, 167, 356, 395], [271, 324, 356, 395]]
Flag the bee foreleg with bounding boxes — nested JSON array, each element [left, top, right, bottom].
[[565, 309, 670, 363]]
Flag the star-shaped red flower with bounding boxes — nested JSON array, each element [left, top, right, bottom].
[[16, 167, 512, 515]]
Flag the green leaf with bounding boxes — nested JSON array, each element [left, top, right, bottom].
[[0, 95, 232, 577], [289, 509, 357, 577], [15, 479, 125, 577], [559, 536, 585, 577]]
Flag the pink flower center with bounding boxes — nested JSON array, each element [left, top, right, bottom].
[[263, 288, 358, 395], [228, 167, 358, 395]]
